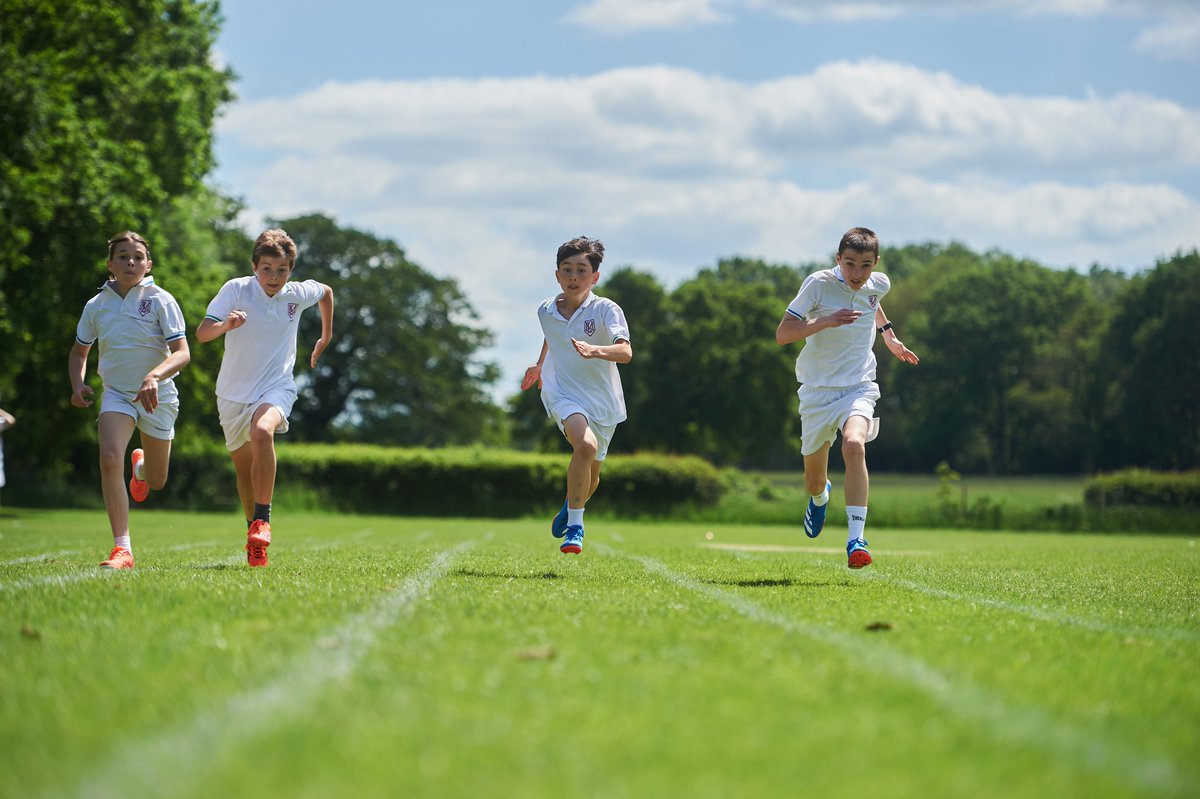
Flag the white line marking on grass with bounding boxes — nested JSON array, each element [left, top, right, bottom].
[[604, 545, 1187, 796], [859, 569, 1200, 644], [698, 542, 931, 555], [0, 549, 78, 567], [72, 542, 473, 799], [706, 544, 1198, 644], [0, 570, 113, 592]]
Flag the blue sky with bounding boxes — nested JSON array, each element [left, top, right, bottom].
[[212, 0, 1199, 392]]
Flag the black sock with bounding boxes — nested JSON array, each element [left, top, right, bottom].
[[253, 503, 271, 523]]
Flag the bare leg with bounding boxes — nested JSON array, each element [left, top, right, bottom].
[[802, 442, 832, 497], [562, 414, 598, 508], [249, 404, 285, 505], [229, 444, 255, 522], [138, 431, 173, 491], [841, 416, 870, 506], [97, 413, 136, 538]]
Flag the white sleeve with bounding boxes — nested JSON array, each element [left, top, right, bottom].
[[293, 279, 325, 310], [204, 280, 240, 322], [75, 302, 98, 346], [786, 274, 819, 320], [604, 301, 630, 344], [159, 294, 188, 342]]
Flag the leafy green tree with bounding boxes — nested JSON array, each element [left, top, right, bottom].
[[1098, 251, 1200, 469], [276, 214, 503, 446], [0, 0, 234, 478]]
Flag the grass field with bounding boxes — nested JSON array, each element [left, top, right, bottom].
[[2, 507, 1198, 798]]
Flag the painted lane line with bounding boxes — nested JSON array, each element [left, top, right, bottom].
[[72, 542, 473, 799], [603, 545, 1186, 797], [0, 549, 80, 567], [708, 544, 1198, 644]]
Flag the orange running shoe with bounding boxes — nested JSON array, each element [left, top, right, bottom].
[[99, 546, 135, 570], [247, 519, 271, 567], [129, 448, 149, 502]]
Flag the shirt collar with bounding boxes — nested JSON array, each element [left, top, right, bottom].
[[554, 291, 596, 321], [103, 276, 156, 295]]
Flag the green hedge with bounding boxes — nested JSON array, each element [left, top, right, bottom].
[[145, 444, 726, 518], [1084, 469, 1200, 509]]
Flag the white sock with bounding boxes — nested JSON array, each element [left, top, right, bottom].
[[813, 486, 830, 506], [846, 506, 867, 543], [567, 507, 585, 528], [114, 535, 132, 552], [134, 459, 145, 481]]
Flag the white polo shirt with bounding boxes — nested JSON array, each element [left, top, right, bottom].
[[204, 276, 325, 404], [785, 268, 891, 388], [75, 277, 187, 394], [537, 292, 630, 427]]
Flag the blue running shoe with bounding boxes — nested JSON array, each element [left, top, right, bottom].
[[804, 480, 832, 538], [560, 525, 584, 554], [551, 500, 569, 538], [847, 537, 872, 569]]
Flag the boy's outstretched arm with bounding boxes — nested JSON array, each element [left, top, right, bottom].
[[874, 305, 919, 365], [196, 311, 247, 343], [775, 309, 861, 345], [572, 338, 632, 364], [68, 342, 94, 408], [521, 340, 549, 390], [310, 284, 335, 368], [135, 338, 191, 413]]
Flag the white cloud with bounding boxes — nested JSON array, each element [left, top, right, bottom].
[[565, 0, 728, 32], [566, 0, 1200, 62], [1133, 17, 1200, 62], [216, 62, 1200, 391]]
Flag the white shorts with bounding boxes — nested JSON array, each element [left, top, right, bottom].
[[548, 400, 618, 462], [797, 382, 880, 457], [217, 386, 296, 451], [100, 387, 178, 440]]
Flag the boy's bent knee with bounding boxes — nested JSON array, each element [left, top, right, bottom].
[[841, 437, 866, 461]]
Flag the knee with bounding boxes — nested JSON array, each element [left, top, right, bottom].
[[147, 471, 168, 491], [98, 447, 123, 474], [250, 423, 275, 446], [804, 473, 826, 495], [841, 437, 866, 463], [573, 437, 598, 461]]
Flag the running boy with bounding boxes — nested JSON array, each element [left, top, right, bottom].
[[69, 231, 190, 570], [520, 236, 632, 555], [775, 227, 919, 568], [197, 229, 333, 567]]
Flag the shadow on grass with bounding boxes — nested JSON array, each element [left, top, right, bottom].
[[195, 563, 236, 571], [706, 577, 856, 588], [453, 568, 562, 581]]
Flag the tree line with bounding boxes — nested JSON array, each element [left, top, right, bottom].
[[2, 0, 1195, 480]]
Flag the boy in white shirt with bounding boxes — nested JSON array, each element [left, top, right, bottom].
[[69, 231, 191, 570], [521, 236, 632, 555], [776, 227, 919, 568], [197, 229, 334, 567]]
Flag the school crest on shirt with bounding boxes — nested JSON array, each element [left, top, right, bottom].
[[287, 302, 299, 320], [867, 295, 878, 309], [584, 319, 596, 337], [138, 300, 152, 317]]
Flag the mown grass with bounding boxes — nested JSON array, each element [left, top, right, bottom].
[[1, 507, 1197, 799]]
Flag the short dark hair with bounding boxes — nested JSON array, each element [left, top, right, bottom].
[[556, 236, 605, 270], [253, 228, 297, 268], [838, 227, 879, 257]]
